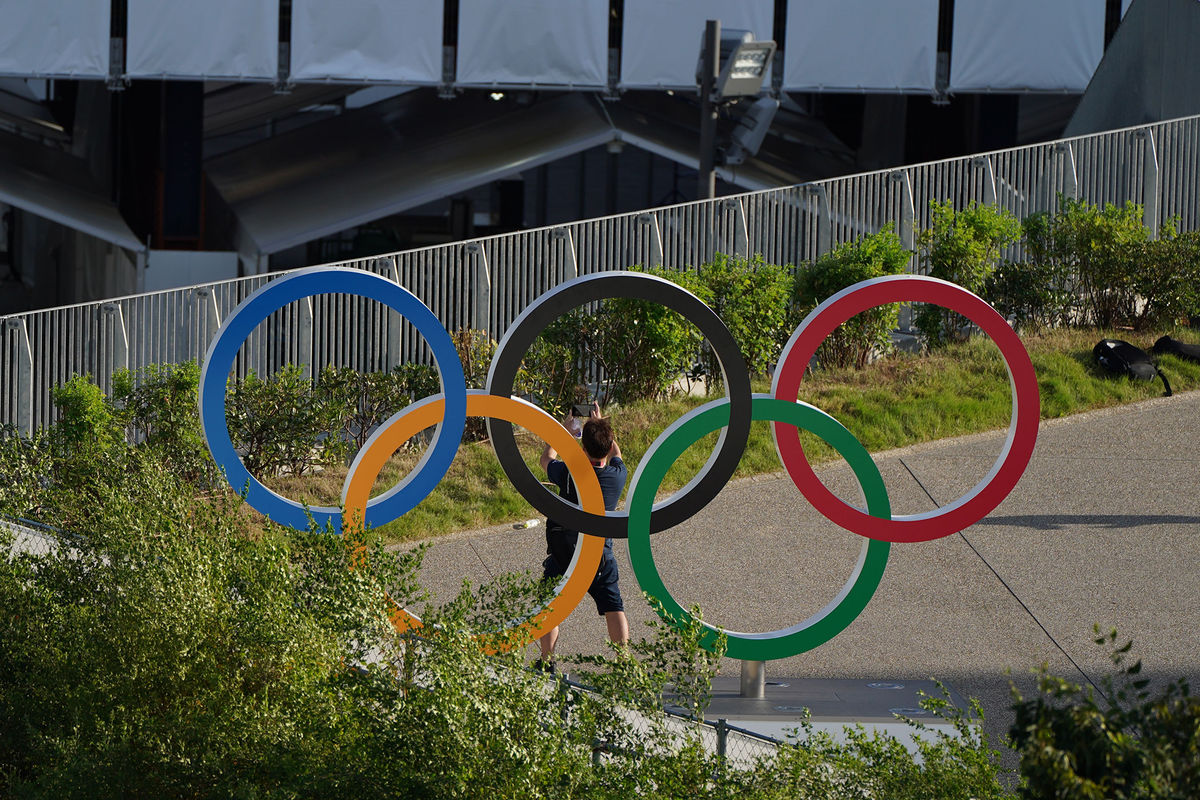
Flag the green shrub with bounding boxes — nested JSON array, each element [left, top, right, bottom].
[[515, 267, 704, 410], [48, 375, 125, 492], [916, 200, 1021, 346], [1133, 225, 1200, 329], [589, 270, 705, 404], [984, 210, 1078, 330], [226, 365, 345, 479], [1010, 627, 1200, 799], [110, 361, 213, 487], [514, 309, 590, 419], [794, 226, 910, 369], [316, 362, 440, 452], [1038, 198, 1149, 329], [691, 253, 795, 378]]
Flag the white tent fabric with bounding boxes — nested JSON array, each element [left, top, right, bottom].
[[291, 0, 442, 83], [950, 0, 1106, 92], [783, 0, 937, 91], [0, 0, 110, 78], [126, 0, 278, 80], [620, 0, 774, 90], [456, 0, 609, 87]]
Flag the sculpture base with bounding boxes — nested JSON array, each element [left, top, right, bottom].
[[695, 676, 972, 751]]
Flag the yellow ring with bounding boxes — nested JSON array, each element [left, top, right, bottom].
[[342, 391, 606, 648]]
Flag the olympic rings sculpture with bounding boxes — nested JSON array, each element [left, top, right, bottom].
[[199, 267, 1040, 660]]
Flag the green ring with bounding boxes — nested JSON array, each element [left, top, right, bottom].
[[626, 396, 892, 661]]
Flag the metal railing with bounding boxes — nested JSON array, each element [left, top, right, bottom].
[[4, 114, 1200, 435]]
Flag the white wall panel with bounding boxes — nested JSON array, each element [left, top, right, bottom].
[[784, 0, 937, 91], [950, 0, 1106, 91], [621, 0, 774, 90], [457, 0, 608, 87], [127, 0, 278, 80], [292, 0, 442, 83], [0, 0, 110, 77]]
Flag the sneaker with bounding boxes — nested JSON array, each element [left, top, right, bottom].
[[534, 658, 557, 675]]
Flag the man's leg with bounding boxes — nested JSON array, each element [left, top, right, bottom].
[[538, 625, 559, 661], [604, 611, 629, 646]]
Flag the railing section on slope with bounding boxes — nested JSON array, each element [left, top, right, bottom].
[[4, 115, 1200, 434]]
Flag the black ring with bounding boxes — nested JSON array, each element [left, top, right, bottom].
[[485, 271, 751, 538]]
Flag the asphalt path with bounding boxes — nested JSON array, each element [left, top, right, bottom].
[[394, 390, 1200, 754]]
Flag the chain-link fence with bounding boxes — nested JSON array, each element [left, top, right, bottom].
[[1, 516, 60, 560]]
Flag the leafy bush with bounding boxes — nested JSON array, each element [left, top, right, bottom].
[[110, 361, 214, 487], [226, 365, 345, 479], [1132, 226, 1200, 329], [984, 210, 1078, 330], [451, 328, 497, 441], [589, 280, 704, 404], [691, 253, 795, 378], [916, 200, 1021, 346], [514, 310, 590, 418], [316, 362, 440, 451], [48, 375, 126, 494], [1010, 627, 1200, 799], [1036, 198, 1149, 329], [794, 226, 910, 369], [515, 267, 704, 410]]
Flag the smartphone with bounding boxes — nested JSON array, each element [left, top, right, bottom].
[[571, 403, 592, 417]]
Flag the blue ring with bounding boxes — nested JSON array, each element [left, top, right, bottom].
[[198, 268, 467, 531]]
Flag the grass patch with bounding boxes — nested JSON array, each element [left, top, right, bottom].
[[264, 326, 1200, 543]]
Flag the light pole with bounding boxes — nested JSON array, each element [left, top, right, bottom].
[[698, 20, 720, 200], [696, 21, 777, 201]]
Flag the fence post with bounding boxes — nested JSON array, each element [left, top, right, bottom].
[[1052, 141, 1079, 209], [297, 297, 314, 377], [5, 319, 33, 437], [1137, 128, 1160, 238], [721, 197, 749, 258], [379, 257, 403, 367], [891, 170, 915, 254], [807, 184, 832, 257], [552, 227, 578, 282], [100, 302, 128, 393], [715, 718, 728, 761], [466, 242, 491, 335], [972, 156, 997, 206], [191, 288, 221, 365], [636, 213, 664, 267]]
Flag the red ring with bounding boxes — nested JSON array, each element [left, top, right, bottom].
[[771, 275, 1039, 543]]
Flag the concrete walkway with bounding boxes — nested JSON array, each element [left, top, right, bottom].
[[397, 391, 1200, 751]]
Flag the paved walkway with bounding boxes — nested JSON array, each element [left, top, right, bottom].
[[398, 391, 1200, 750]]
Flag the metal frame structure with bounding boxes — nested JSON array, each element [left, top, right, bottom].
[[3, 114, 1200, 436]]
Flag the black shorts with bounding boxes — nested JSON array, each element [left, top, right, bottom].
[[542, 551, 624, 615]]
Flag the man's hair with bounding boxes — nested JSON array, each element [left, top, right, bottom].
[[581, 418, 614, 461]]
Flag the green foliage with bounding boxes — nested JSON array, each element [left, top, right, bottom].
[[916, 200, 1021, 346], [752, 689, 1013, 800], [315, 362, 439, 452], [1133, 226, 1200, 329], [514, 310, 590, 418], [589, 288, 704, 404], [515, 266, 704, 410], [451, 327, 497, 389], [795, 226, 910, 368], [110, 361, 213, 487], [451, 328, 499, 441], [984, 211, 1077, 330], [226, 365, 346, 479], [690, 253, 795, 378], [1010, 627, 1200, 799], [1036, 197, 1150, 329], [47, 375, 125, 493]]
